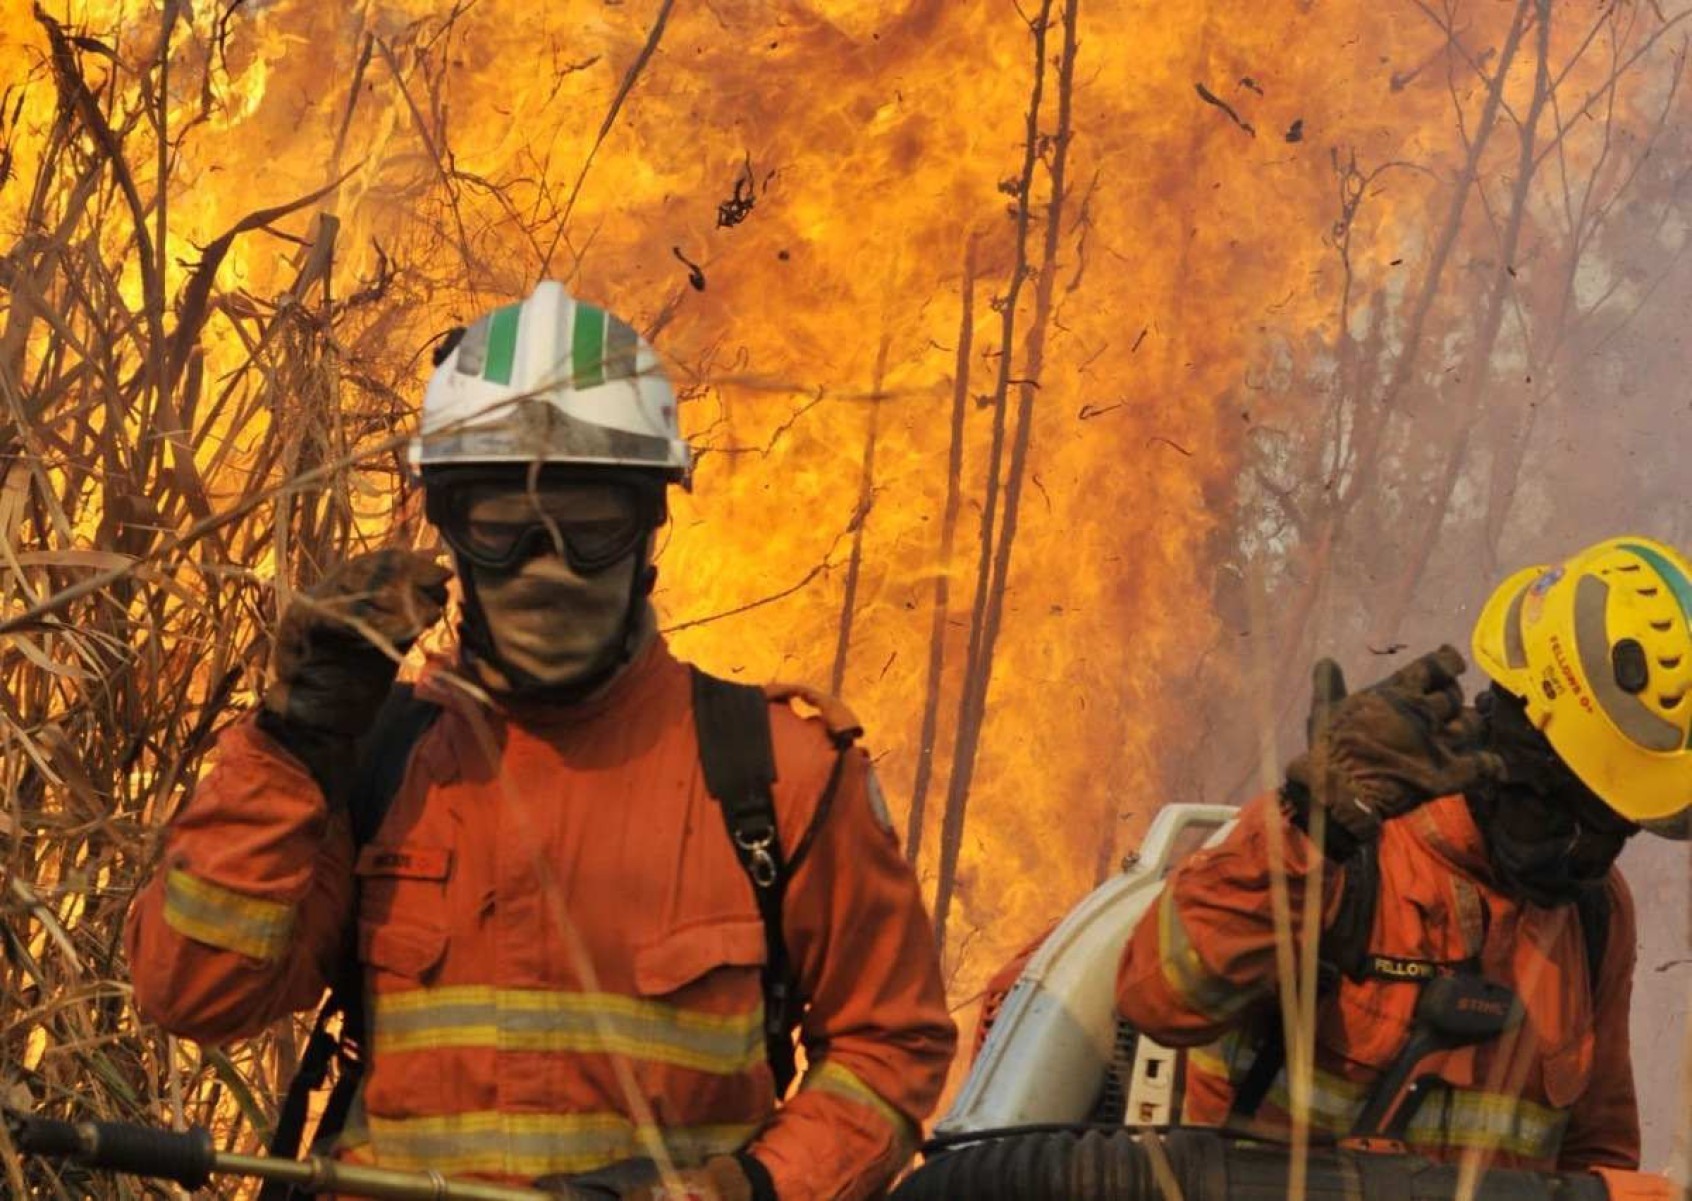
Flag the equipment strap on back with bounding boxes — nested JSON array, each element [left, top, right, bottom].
[[690, 667, 812, 1098], [260, 684, 441, 1197]]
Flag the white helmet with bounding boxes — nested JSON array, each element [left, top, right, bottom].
[[410, 281, 690, 480]]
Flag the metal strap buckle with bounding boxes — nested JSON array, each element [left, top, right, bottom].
[[734, 823, 779, 889]]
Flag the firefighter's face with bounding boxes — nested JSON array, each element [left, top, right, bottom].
[[436, 478, 659, 693]]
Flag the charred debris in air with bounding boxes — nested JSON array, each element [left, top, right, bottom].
[[1193, 75, 1304, 143], [671, 155, 779, 292]]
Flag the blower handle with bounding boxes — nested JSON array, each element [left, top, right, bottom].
[[11, 1114, 216, 1189]]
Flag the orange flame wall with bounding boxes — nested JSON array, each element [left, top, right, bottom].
[[3, 0, 1666, 1034]]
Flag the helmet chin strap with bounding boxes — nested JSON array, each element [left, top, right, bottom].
[[457, 531, 658, 706]]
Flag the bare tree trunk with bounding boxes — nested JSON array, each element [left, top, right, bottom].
[[933, 0, 1080, 957], [907, 236, 979, 864], [1370, 0, 1552, 647], [828, 330, 892, 695]]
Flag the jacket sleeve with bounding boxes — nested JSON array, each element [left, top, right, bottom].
[[745, 745, 958, 1201], [1116, 792, 1345, 1046], [1556, 871, 1641, 1171], [124, 716, 355, 1044]]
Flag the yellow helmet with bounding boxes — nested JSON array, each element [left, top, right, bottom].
[[1471, 536, 1692, 827]]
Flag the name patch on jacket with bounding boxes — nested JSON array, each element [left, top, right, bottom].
[[356, 845, 452, 881], [1364, 953, 1479, 983]]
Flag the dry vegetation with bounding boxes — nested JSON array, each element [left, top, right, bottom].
[[0, 10, 429, 1195]]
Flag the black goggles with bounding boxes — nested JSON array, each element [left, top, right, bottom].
[[426, 478, 661, 574]]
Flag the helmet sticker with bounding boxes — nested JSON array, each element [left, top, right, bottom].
[[1522, 565, 1563, 628]]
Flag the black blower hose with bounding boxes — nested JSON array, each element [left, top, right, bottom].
[[891, 1128, 1612, 1201]]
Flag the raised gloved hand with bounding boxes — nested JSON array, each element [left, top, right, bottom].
[[1283, 645, 1505, 855], [535, 1155, 755, 1201], [258, 549, 450, 791]]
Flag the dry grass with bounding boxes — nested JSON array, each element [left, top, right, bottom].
[[0, 10, 422, 1196]]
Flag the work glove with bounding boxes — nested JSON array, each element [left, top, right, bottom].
[[1282, 645, 1505, 856], [536, 1155, 756, 1201], [257, 549, 450, 794]]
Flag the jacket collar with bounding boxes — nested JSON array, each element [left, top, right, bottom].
[[415, 634, 677, 729], [1406, 793, 1496, 882]]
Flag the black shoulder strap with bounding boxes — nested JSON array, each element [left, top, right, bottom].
[[348, 684, 443, 848], [1575, 883, 1611, 997], [1324, 840, 1381, 987], [1229, 841, 1379, 1123], [689, 667, 804, 1098], [261, 684, 441, 1193]]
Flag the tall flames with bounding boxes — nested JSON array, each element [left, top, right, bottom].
[[2, 0, 1689, 1187]]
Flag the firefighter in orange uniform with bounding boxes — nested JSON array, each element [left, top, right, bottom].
[[126, 282, 957, 1200], [1118, 537, 1692, 1181]]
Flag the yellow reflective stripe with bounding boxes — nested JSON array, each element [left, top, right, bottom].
[[1156, 889, 1260, 1021], [1192, 1026, 1570, 1161], [162, 869, 293, 960], [1249, 1064, 1566, 1159], [372, 986, 765, 1075], [1402, 1090, 1567, 1158], [366, 1111, 754, 1176], [331, 1091, 371, 1157], [803, 1060, 915, 1149], [1187, 1029, 1250, 1084], [1261, 1066, 1366, 1131]]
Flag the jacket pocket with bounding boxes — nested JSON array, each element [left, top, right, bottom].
[[1325, 978, 1418, 1072], [354, 845, 454, 1122], [357, 916, 448, 981], [630, 918, 771, 1095], [634, 916, 766, 1000], [356, 843, 451, 982]]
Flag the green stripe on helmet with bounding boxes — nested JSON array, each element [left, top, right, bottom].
[[1621, 541, 1692, 626], [572, 302, 607, 390], [482, 303, 521, 386]]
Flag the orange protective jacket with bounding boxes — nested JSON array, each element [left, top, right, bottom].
[[1116, 793, 1640, 1174], [127, 641, 957, 1199]]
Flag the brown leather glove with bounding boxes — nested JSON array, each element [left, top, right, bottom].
[[258, 549, 450, 791], [536, 1155, 757, 1201], [1284, 645, 1505, 853]]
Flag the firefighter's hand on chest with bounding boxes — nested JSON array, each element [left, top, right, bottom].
[[1283, 646, 1506, 854], [535, 1155, 754, 1201]]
